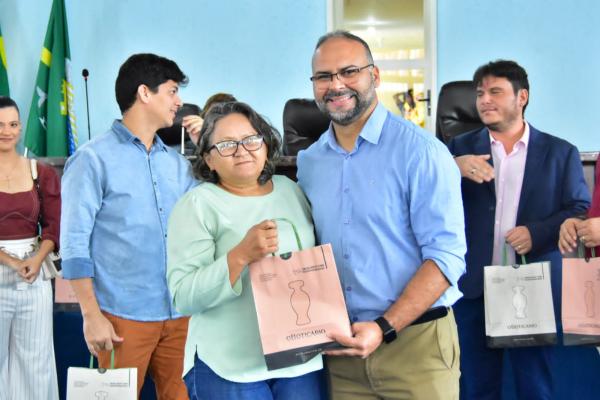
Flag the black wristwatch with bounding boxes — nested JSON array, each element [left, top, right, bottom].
[[374, 316, 397, 343]]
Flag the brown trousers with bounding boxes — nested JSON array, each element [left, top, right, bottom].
[[98, 312, 189, 400]]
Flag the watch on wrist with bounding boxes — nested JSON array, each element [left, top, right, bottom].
[[374, 316, 397, 343]]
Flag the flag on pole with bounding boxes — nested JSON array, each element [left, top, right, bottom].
[[25, 0, 77, 157], [0, 24, 9, 96]]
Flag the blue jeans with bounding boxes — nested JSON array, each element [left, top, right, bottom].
[[184, 353, 326, 400]]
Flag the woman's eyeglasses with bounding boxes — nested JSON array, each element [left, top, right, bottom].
[[208, 134, 264, 157]]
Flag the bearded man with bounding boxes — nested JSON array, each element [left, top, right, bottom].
[[296, 31, 467, 400]]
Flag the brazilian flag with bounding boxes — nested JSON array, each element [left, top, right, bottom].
[[0, 25, 9, 96], [25, 0, 77, 157]]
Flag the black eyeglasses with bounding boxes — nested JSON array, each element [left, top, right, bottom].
[[208, 134, 264, 157], [309, 64, 374, 87]]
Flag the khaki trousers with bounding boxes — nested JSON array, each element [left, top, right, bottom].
[[98, 312, 189, 400], [327, 309, 460, 400]]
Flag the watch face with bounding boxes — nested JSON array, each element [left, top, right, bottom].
[[383, 327, 397, 343]]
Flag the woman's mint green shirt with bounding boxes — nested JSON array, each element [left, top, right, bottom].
[[167, 175, 323, 382]]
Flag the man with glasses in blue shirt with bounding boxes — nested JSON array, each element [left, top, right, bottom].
[[297, 31, 466, 399], [61, 53, 196, 399]]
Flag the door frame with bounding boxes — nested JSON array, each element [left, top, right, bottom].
[[326, 0, 438, 132]]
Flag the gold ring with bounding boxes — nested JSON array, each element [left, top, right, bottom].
[[581, 236, 586, 242]]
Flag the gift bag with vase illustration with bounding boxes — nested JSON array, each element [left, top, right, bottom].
[[484, 246, 557, 348], [562, 245, 600, 345], [66, 351, 136, 400], [249, 218, 351, 370]]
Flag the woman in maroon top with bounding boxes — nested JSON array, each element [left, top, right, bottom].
[[0, 96, 60, 399], [559, 161, 600, 254]]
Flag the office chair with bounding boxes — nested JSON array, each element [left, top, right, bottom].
[[282, 98, 330, 156], [156, 103, 202, 154], [436, 81, 484, 144]]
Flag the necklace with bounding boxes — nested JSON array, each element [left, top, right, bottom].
[[0, 158, 20, 190]]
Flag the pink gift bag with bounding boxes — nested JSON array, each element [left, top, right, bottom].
[[562, 247, 600, 346], [249, 218, 351, 370]]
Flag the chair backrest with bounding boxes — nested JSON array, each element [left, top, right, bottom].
[[156, 103, 202, 146], [282, 98, 330, 156], [436, 81, 484, 144]]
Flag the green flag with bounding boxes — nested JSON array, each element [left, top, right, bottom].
[[25, 0, 77, 157], [0, 25, 9, 96]]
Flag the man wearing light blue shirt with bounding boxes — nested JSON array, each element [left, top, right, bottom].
[[297, 31, 466, 399], [61, 54, 196, 399]]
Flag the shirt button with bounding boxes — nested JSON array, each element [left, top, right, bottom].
[[153, 181, 157, 186], [346, 286, 352, 291], [343, 254, 349, 259], [343, 187, 349, 193], [352, 317, 358, 322], [159, 208, 163, 212]]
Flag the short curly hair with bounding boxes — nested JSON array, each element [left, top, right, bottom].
[[193, 102, 282, 185]]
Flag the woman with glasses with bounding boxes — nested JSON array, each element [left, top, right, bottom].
[[166, 102, 324, 400], [0, 96, 60, 399]]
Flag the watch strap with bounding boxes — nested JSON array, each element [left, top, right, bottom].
[[374, 316, 397, 343]]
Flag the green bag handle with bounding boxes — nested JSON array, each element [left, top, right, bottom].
[[273, 218, 303, 250], [271, 218, 303, 257], [502, 243, 527, 267], [89, 349, 115, 370], [577, 239, 597, 261]]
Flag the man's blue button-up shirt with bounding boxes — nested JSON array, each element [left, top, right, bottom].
[[61, 120, 197, 321], [297, 103, 466, 322]]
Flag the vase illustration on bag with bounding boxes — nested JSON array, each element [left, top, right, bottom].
[[289, 280, 311, 325], [584, 281, 595, 318], [94, 391, 109, 400], [512, 285, 527, 319]]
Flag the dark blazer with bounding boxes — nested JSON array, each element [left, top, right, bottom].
[[448, 125, 591, 299]]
